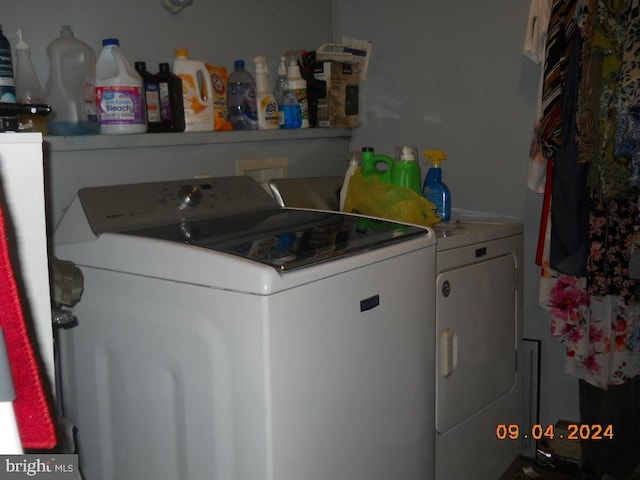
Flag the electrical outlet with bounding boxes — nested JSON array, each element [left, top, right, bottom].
[[236, 156, 288, 191]]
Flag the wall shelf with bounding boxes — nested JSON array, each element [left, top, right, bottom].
[[44, 128, 353, 153]]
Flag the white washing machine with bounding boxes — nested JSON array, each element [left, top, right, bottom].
[[53, 176, 437, 480], [268, 177, 524, 479], [433, 221, 523, 480]]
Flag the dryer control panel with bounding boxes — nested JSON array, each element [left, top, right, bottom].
[[78, 176, 278, 234]]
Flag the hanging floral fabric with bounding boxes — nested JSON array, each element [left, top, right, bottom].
[[532, 0, 640, 389]]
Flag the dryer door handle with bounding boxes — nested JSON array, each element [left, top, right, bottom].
[[440, 327, 457, 378]]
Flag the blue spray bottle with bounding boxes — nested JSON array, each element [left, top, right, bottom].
[[422, 149, 451, 222]]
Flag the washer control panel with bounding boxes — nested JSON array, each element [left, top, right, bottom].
[[78, 176, 278, 234]]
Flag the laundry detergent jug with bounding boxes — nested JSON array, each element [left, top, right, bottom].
[[361, 147, 394, 184]]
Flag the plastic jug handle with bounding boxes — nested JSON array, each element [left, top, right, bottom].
[[363, 154, 394, 176]]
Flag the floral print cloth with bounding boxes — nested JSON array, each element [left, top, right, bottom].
[[542, 192, 640, 388], [535, 0, 640, 389]]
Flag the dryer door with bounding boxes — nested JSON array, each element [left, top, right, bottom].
[[435, 253, 517, 434]]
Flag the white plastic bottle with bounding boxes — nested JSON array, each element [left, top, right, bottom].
[[252, 56, 278, 130], [45, 25, 99, 135], [95, 38, 146, 134], [14, 29, 48, 134], [286, 60, 309, 128], [173, 49, 214, 132], [340, 151, 360, 211]]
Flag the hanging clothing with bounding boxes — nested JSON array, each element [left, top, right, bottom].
[[587, 0, 633, 199], [524, 0, 554, 193], [550, 24, 590, 276], [530, 0, 640, 473], [540, 0, 580, 160], [614, 0, 640, 192], [577, 0, 597, 166], [536, 0, 640, 388]]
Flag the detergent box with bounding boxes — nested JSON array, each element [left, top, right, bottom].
[[313, 61, 360, 128]]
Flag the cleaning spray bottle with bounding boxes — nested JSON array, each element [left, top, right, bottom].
[[339, 150, 360, 211], [252, 56, 278, 130], [422, 149, 451, 222]]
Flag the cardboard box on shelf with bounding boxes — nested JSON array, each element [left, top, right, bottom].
[[313, 61, 360, 128]]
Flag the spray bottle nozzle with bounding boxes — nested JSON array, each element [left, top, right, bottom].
[[16, 29, 28, 50], [424, 149, 446, 167]]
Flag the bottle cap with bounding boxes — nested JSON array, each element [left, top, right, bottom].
[[175, 48, 188, 57], [253, 56, 268, 74], [234, 59, 245, 69], [424, 149, 447, 167], [399, 145, 417, 161], [16, 29, 28, 51], [60, 25, 74, 38], [102, 38, 119, 46], [287, 63, 302, 80], [277, 57, 287, 76]]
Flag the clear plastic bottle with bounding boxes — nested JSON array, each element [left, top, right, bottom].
[[226, 59, 257, 130], [0, 25, 16, 103], [45, 25, 99, 135], [156, 62, 185, 132], [273, 56, 287, 106], [95, 38, 146, 134], [252, 56, 278, 130], [135, 61, 161, 132], [14, 29, 48, 134], [286, 60, 309, 128], [279, 88, 302, 129]]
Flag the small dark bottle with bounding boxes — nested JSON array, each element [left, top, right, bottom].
[[0, 25, 16, 103], [156, 63, 185, 132], [135, 61, 162, 132]]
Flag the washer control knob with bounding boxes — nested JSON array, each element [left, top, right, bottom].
[[177, 184, 202, 208]]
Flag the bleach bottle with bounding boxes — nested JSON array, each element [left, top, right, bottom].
[[422, 149, 451, 222], [95, 38, 146, 134]]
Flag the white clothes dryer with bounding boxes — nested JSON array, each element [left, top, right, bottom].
[[53, 176, 437, 480], [433, 221, 523, 480]]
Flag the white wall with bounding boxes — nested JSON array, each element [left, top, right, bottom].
[[4, 0, 579, 426], [333, 0, 579, 424]]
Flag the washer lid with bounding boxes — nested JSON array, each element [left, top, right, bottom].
[[124, 208, 428, 271]]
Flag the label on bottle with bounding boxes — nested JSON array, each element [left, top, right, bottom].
[[96, 85, 146, 125], [0, 45, 16, 102], [259, 96, 279, 127], [178, 73, 213, 129], [158, 82, 172, 122], [144, 83, 161, 123], [294, 87, 309, 127]]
